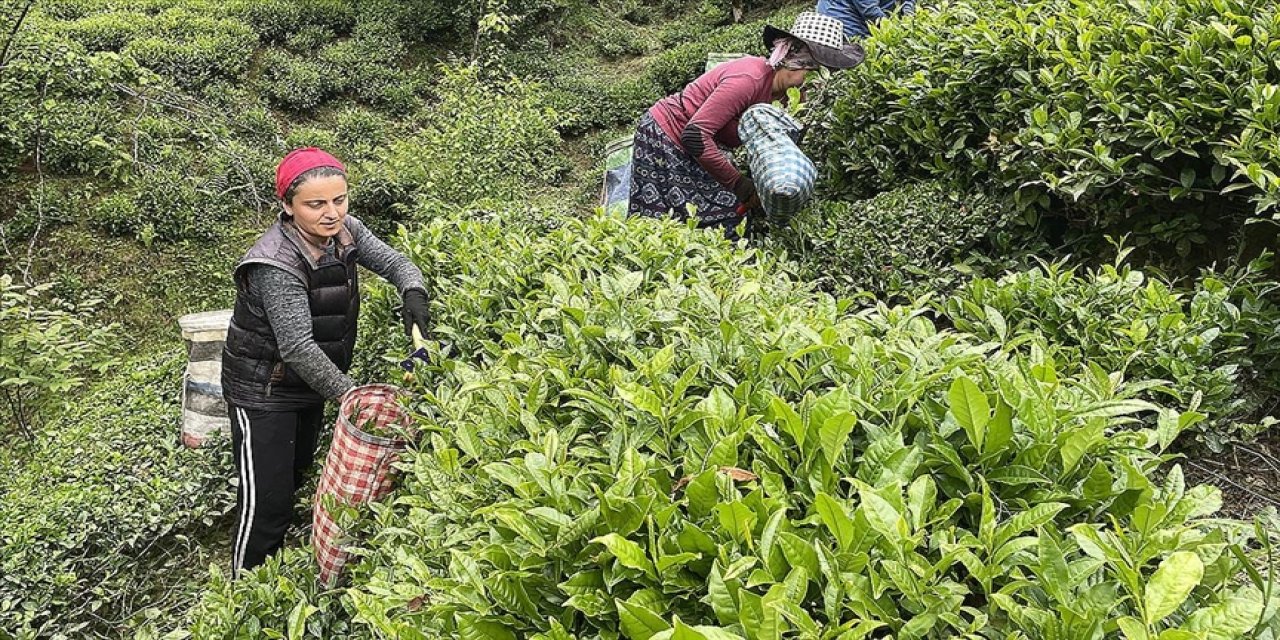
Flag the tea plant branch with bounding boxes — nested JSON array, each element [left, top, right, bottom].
[[1186, 459, 1280, 509], [0, 0, 35, 70], [110, 82, 274, 214], [1236, 443, 1280, 479], [20, 71, 49, 287]]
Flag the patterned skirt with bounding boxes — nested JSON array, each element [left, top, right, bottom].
[[627, 113, 743, 228]]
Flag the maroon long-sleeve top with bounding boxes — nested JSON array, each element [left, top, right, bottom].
[[649, 56, 776, 190]]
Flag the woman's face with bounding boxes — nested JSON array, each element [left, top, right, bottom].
[[284, 174, 349, 241], [774, 67, 811, 94]]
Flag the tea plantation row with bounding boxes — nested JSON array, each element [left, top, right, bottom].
[[189, 212, 1280, 639]]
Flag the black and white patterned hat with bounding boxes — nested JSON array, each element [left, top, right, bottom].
[[763, 11, 865, 69]]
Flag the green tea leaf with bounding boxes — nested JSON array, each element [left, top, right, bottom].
[[286, 601, 316, 640], [592, 533, 655, 577], [777, 532, 819, 575], [949, 376, 990, 450], [686, 469, 720, 519], [1145, 551, 1204, 624], [858, 488, 906, 543], [717, 501, 757, 546], [618, 382, 664, 420], [814, 492, 856, 551], [707, 564, 739, 626], [1116, 616, 1149, 640], [819, 412, 857, 471], [985, 399, 1014, 456], [617, 599, 671, 640], [458, 616, 517, 640], [1069, 399, 1157, 420], [1184, 587, 1265, 639], [906, 475, 937, 531], [769, 396, 806, 449]]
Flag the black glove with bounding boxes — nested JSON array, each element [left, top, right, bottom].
[[732, 176, 758, 204], [400, 288, 431, 340]]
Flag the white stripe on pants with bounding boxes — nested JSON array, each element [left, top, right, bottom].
[[233, 407, 256, 575]]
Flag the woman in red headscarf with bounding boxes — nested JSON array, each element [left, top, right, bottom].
[[220, 148, 430, 575]]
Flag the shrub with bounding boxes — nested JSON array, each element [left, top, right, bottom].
[[547, 73, 660, 135], [261, 49, 338, 112], [0, 274, 116, 438], [0, 36, 142, 176], [92, 167, 228, 243], [5, 179, 98, 239], [191, 213, 1280, 639], [38, 99, 130, 176], [656, 0, 731, 47], [937, 251, 1280, 450], [560, 10, 652, 59], [808, 0, 1280, 260], [333, 106, 394, 159], [54, 10, 150, 51], [37, 0, 93, 20], [283, 126, 341, 155], [350, 65, 565, 229], [283, 24, 336, 52], [226, 0, 356, 43], [0, 350, 234, 637], [121, 11, 255, 88], [772, 181, 1029, 302], [318, 24, 422, 110], [644, 6, 800, 94], [351, 0, 461, 42], [264, 26, 424, 113]]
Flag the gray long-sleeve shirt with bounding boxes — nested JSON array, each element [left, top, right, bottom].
[[245, 216, 425, 400]]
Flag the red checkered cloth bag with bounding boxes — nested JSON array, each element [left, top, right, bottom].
[[313, 384, 415, 587]]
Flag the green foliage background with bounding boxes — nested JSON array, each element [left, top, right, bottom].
[[1, 0, 1279, 636]]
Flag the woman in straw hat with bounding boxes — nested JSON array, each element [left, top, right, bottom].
[[627, 12, 864, 236], [220, 147, 431, 575]]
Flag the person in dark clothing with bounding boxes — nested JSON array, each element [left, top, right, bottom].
[[221, 147, 430, 575], [817, 0, 916, 40], [628, 12, 864, 236]]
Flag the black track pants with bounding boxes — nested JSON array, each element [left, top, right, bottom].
[[229, 403, 324, 576]]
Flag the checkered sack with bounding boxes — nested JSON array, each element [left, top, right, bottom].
[[313, 384, 415, 587], [739, 104, 816, 219]]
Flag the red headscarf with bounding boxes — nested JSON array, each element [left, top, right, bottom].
[[275, 147, 346, 200]]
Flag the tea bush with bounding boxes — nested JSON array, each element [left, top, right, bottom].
[[0, 33, 143, 176], [348, 0, 460, 42], [191, 213, 1280, 639], [547, 72, 661, 136], [808, 0, 1280, 258], [0, 274, 116, 438], [109, 9, 256, 89], [53, 10, 150, 51], [938, 251, 1280, 450], [5, 179, 98, 239], [318, 24, 422, 111], [283, 24, 335, 53], [350, 66, 565, 230], [0, 350, 235, 637], [332, 107, 394, 159], [772, 181, 1029, 302], [643, 10, 786, 94], [655, 0, 732, 47], [91, 165, 231, 243], [263, 24, 421, 112], [225, 0, 356, 43], [260, 49, 337, 112]]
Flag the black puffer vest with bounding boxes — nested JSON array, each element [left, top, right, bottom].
[[221, 217, 360, 410]]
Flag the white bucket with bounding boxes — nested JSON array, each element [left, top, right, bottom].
[[177, 309, 233, 448]]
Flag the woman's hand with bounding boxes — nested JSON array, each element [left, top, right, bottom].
[[732, 177, 758, 206], [400, 288, 431, 340]]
